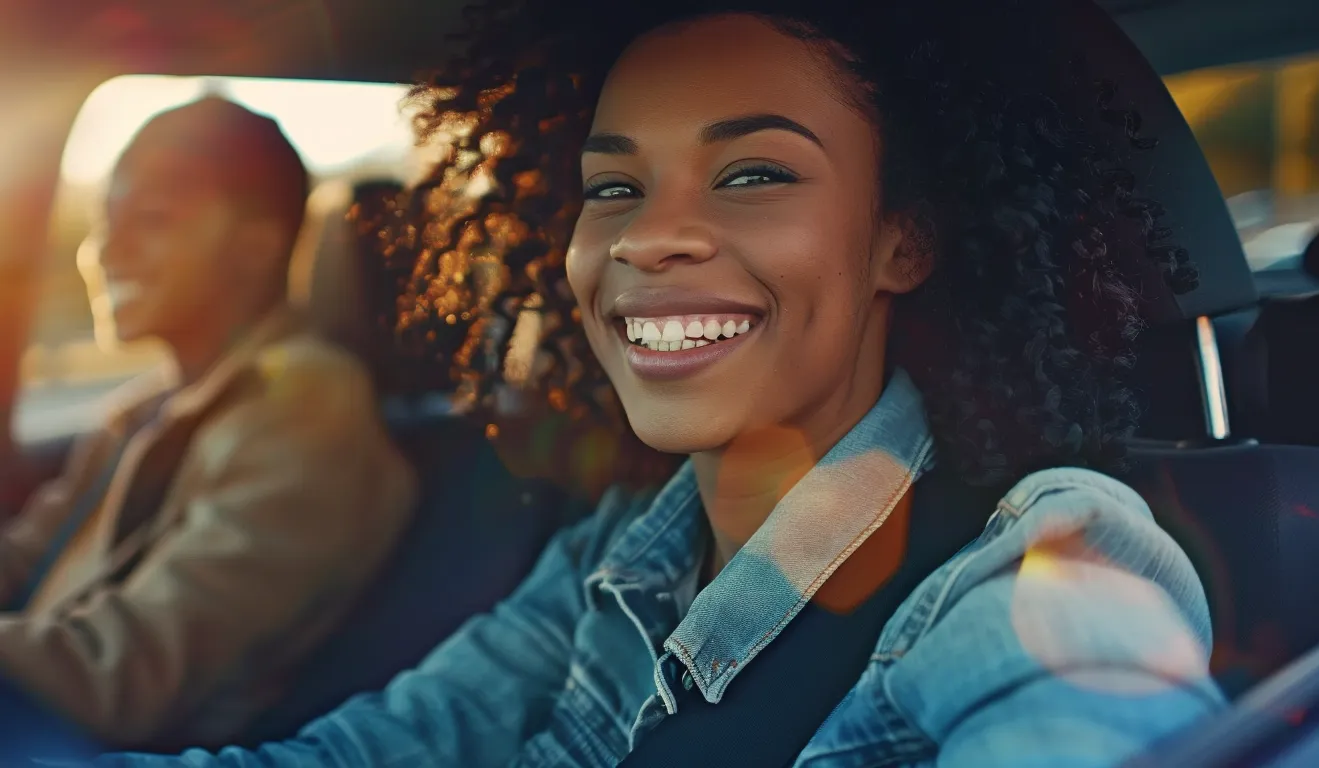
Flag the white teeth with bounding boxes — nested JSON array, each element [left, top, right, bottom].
[[624, 315, 758, 352], [106, 282, 144, 307]]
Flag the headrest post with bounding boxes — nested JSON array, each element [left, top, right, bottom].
[[1194, 316, 1231, 441]]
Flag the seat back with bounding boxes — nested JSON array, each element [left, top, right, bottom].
[[1127, 443, 1319, 698], [1246, 293, 1319, 447]]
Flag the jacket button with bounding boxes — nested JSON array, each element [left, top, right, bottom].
[[681, 670, 694, 690]]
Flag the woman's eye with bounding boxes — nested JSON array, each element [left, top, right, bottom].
[[718, 165, 799, 188], [583, 182, 638, 201]]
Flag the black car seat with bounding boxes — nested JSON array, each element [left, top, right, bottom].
[[1066, 2, 1319, 699], [1238, 230, 1319, 448], [237, 180, 591, 745]]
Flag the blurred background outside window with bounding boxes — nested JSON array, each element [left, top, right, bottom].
[[1165, 52, 1319, 271]]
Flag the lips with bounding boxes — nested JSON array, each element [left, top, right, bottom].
[[607, 287, 765, 381], [610, 286, 764, 320]]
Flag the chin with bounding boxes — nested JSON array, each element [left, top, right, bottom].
[[625, 409, 737, 456], [109, 306, 150, 344]]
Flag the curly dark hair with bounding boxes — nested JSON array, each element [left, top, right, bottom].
[[379, 0, 1199, 488]]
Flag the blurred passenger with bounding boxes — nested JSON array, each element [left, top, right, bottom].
[[0, 97, 416, 750]]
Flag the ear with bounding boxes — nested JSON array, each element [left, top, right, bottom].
[[870, 208, 935, 295]]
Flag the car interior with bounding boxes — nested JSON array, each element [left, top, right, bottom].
[[2, 0, 1319, 759]]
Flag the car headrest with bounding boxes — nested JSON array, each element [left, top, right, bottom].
[[289, 180, 368, 353], [289, 178, 404, 386], [1048, 0, 1258, 324]]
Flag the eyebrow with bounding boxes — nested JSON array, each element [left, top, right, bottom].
[[581, 113, 824, 156], [581, 133, 640, 155], [699, 113, 823, 147]]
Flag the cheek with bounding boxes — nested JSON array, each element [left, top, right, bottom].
[[192, 207, 237, 251], [564, 240, 612, 356], [565, 221, 616, 315], [130, 230, 183, 280], [564, 244, 593, 305], [728, 204, 870, 322]]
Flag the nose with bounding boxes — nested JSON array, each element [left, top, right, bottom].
[[99, 228, 127, 273], [608, 199, 717, 273]]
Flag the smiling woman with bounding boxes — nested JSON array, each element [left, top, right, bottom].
[[94, 1, 1224, 766], [405, 2, 1199, 489]]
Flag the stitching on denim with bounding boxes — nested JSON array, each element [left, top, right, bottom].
[[564, 662, 633, 747], [601, 581, 676, 714], [723, 435, 934, 690]]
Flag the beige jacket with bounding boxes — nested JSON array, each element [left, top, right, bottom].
[[0, 308, 416, 749]]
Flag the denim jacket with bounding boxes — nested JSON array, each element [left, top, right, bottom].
[[96, 369, 1224, 767]]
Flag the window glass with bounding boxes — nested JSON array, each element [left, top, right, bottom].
[[1165, 53, 1319, 272]]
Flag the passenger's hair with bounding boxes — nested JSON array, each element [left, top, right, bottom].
[[389, 0, 1199, 486], [124, 96, 310, 247]]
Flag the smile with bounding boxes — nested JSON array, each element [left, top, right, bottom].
[[623, 315, 757, 351], [617, 313, 761, 381]]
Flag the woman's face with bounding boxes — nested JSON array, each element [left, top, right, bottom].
[[566, 14, 921, 455]]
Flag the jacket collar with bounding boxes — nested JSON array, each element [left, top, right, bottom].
[[588, 368, 935, 703], [104, 305, 305, 432]]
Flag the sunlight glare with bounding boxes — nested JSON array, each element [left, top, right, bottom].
[[59, 75, 412, 187]]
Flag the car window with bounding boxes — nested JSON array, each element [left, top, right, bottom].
[[1165, 52, 1319, 273], [13, 75, 428, 446]]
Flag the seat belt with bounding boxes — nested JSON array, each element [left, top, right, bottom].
[[620, 467, 1000, 768]]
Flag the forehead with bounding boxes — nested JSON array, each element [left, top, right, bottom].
[[109, 145, 227, 204], [592, 14, 857, 138]]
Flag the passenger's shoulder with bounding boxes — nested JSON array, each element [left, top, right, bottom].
[[256, 331, 372, 390], [231, 331, 376, 416], [195, 333, 381, 457]]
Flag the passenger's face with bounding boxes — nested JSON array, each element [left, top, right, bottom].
[[101, 146, 244, 343], [567, 14, 916, 454]]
